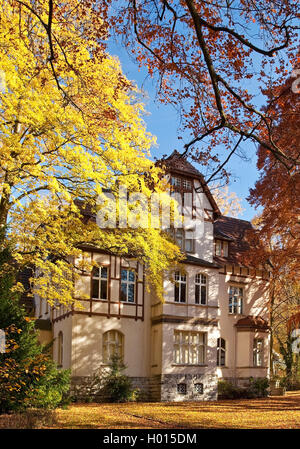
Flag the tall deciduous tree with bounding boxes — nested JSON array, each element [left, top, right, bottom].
[[0, 0, 181, 305], [248, 77, 300, 278], [244, 78, 299, 380]]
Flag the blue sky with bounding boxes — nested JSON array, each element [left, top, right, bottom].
[[108, 41, 262, 222]]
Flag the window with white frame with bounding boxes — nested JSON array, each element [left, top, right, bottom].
[[120, 269, 135, 303], [228, 286, 243, 314], [102, 330, 124, 363], [171, 176, 182, 189], [169, 228, 194, 253], [182, 178, 192, 191], [173, 330, 206, 365], [184, 230, 194, 253], [57, 331, 63, 367], [171, 176, 192, 191], [217, 337, 226, 366], [253, 338, 264, 367], [195, 274, 207, 305], [174, 271, 187, 303], [91, 266, 108, 300]]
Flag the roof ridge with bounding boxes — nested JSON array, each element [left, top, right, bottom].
[[218, 214, 252, 225]]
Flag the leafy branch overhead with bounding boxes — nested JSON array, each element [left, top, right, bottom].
[[11, 1, 299, 179], [113, 0, 299, 175]]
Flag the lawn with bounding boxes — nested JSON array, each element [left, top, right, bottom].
[[53, 391, 300, 429], [1, 392, 299, 429]]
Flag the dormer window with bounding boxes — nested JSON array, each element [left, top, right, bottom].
[[215, 240, 228, 257]]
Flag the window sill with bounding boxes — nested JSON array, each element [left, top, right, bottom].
[[172, 364, 208, 367]]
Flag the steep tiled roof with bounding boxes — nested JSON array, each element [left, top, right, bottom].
[[235, 315, 269, 330], [214, 215, 253, 266], [159, 150, 204, 177], [184, 254, 221, 269]]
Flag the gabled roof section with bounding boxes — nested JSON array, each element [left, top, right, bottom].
[[158, 150, 221, 217], [160, 150, 204, 177], [214, 215, 253, 265]]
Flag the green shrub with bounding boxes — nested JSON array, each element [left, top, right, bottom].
[[279, 376, 300, 391], [217, 380, 246, 399], [0, 235, 70, 413], [101, 354, 139, 403], [218, 378, 269, 400], [248, 377, 269, 397]]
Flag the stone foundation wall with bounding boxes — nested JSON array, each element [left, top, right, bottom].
[[159, 373, 218, 402], [70, 372, 218, 402]]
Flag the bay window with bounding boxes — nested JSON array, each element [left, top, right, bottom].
[[173, 330, 206, 365]]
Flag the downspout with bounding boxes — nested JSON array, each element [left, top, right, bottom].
[[234, 325, 237, 386]]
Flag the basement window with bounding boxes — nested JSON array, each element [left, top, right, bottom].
[[194, 383, 204, 394], [177, 383, 187, 395]]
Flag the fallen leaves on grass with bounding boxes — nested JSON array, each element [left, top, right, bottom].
[[53, 391, 300, 429]]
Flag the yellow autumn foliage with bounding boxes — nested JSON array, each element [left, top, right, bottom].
[[0, 0, 182, 305]]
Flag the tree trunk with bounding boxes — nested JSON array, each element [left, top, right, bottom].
[[269, 284, 275, 378]]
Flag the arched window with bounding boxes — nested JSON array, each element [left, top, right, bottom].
[[102, 330, 124, 364], [58, 331, 63, 367], [195, 274, 207, 305], [217, 338, 226, 366]]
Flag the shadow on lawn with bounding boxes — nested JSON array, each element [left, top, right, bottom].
[[156, 393, 300, 413]]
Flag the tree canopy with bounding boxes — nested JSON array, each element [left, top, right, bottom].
[[7, 1, 299, 181], [0, 0, 182, 305]]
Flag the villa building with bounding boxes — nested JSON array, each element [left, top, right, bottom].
[[34, 151, 270, 401]]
